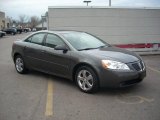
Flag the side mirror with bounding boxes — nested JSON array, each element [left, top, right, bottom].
[[54, 45, 68, 52]]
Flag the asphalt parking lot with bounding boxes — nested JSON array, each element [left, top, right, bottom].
[[0, 33, 160, 120]]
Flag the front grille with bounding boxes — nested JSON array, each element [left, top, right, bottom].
[[132, 61, 142, 71]]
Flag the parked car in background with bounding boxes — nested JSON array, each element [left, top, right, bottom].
[[12, 31, 146, 93], [16, 27, 23, 34], [24, 28, 31, 32], [3, 28, 17, 35], [12, 27, 22, 34], [0, 31, 6, 37], [32, 28, 36, 32]]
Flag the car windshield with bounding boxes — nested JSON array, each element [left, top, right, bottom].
[[61, 32, 110, 51]]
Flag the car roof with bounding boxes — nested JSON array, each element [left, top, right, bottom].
[[37, 30, 85, 34]]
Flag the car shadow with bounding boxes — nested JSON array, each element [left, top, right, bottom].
[[28, 70, 76, 87], [98, 85, 142, 95]]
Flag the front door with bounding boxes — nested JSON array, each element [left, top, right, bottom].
[[41, 33, 71, 77]]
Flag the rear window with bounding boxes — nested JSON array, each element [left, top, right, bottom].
[[24, 33, 46, 45]]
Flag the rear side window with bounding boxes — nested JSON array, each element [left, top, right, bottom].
[[45, 34, 65, 48], [24, 33, 45, 45], [31, 33, 45, 45]]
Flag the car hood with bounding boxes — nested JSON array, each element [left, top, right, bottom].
[[82, 46, 141, 63]]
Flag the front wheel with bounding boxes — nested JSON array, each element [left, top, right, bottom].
[[14, 55, 27, 74], [75, 66, 99, 93]]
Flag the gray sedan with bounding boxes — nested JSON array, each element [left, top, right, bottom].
[[12, 31, 146, 93]]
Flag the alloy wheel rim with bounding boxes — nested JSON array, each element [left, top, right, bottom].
[[77, 70, 93, 91], [15, 58, 24, 72]]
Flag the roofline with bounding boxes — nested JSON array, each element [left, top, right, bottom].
[[48, 6, 160, 10], [37, 30, 87, 33], [0, 11, 5, 14]]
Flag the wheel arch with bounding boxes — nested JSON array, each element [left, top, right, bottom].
[[72, 62, 99, 83], [13, 53, 22, 62]]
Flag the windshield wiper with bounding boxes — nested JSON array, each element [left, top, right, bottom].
[[97, 45, 107, 48], [78, 48, 97, 51], [78, 45, 109, 51]]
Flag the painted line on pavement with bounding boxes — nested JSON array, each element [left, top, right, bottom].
[[147, 66, 160, 74], [45, 79, 53, 116]]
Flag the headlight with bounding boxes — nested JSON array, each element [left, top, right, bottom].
[[141, 60, 146, 70], [102, 60, 130, 70]]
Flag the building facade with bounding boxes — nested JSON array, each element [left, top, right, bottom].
[[48, 7, 160, 54], [0, 11, 5, 30], [0, 11, 10, 30]]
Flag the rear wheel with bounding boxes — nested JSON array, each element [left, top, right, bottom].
[[14, 55, 27, 74], [75, 66, 99, 93]]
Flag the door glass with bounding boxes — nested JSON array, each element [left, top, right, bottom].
[[31, 33, 45, 45], [45, 34, 65, 48], [24, 36, 32, 42]]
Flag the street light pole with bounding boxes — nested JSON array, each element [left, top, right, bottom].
[[41, 15, 46, 30], [83, 0, 91, 6], [109, 0, 111, 6]]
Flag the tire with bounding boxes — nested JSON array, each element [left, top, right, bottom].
[[14, 55, 27, 74], [75, 66, 99, 93]]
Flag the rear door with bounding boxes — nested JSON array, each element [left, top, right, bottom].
[[41, 33, 71, 77], [23, 33, 46, 71]]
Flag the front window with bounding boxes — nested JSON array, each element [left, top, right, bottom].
[[61, 32, 109, 50], [45, 34, 66, 48], [31, 33, 45, 45]]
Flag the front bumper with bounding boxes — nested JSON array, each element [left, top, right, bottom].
[[99, 68, 146, 88]]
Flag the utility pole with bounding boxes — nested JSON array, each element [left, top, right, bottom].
[[109, 0, 111, 6], [83, 0, 91, 6], [41, 15, 46, 30]]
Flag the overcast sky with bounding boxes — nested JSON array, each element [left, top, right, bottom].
[[0, 0, 160, 20]]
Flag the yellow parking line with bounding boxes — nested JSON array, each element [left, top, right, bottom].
[[147, 66, 160, 74], [45, 80, 53, 116]]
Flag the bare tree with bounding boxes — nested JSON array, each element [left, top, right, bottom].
[[19, 14, 28, 27], [30, 16, 40, 28], [8, 17, 13, 27], [6, 17, 18, 28]]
